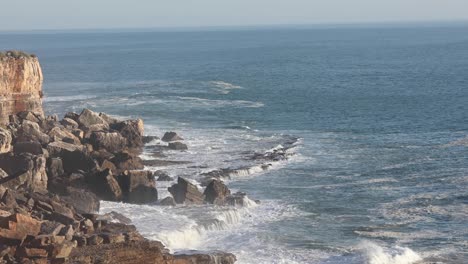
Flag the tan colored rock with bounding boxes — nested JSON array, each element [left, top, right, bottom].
[[0, 127, 12, 153], [0, 52, 44, 125]]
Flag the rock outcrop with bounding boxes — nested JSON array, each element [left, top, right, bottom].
[[0, 51, 44, 125]]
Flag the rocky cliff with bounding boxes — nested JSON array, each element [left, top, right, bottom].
[[0, 51, 44, 125]]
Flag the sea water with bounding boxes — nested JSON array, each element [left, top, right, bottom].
[[1, 23, 467, 263]]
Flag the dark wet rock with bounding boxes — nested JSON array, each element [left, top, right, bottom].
[[86, 169, 122, 201], [60, 149, 98, 174], [142, 135, 159, 144], [161, 131, 183, 142], [64, 112, 79, 121], [158, 196, 176, 206], [77, 109, 109, 129], [204, 180, 231, 205], [119, 170, 158, 204], [168, 141, 188, 150], [13, 141, 44, 155], [225, 192, 251, 207], [89, 131, 127, 153], [155, 170, 173, 181], [168, 177, 204, 205]]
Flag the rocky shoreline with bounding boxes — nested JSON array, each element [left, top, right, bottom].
[[0, 52, 239, 263]]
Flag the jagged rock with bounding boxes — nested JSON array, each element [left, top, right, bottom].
[[1, 189, 18, 208], [204, 180, 231, 205], [47, 141, 84, 157], [46, 157, 64, 179], [48, 126, 81, 145], [87, 169, 122, 201], [100, 233, 125, 244], [96, 211, 131, 225], [168, 142, 188, 150], [119, 170, 158, 204], [158, 197, 176, 206], [77, 109, 109, 129], [0, 213, 42, 245], [155, 171, 173, 181], [225, 192, 251, 207], [100, 159, 117, 172], [71, 128, 84, 139], [60, 118, 79, 129], [40, 221, 65, 236], [64, 112, 79, 121], [111, 119, 144, 148], [0, 153, 48, 193], [17, 111, 41, 123], [99, 112, 119, 125], [16, 120, 50, 145], [168, 177, 204, 205], [13, 141, 44, 155], [111, 152, 144, 174], [161, 132, 183, 142], [0, 127, 12, 153], [59, 149, 98, 174], [89, 131, 127, 153]]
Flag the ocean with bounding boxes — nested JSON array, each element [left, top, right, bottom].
[[1, 23, 467, 263]]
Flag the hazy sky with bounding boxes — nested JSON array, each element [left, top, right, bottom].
[[2, 0, 468, 31]]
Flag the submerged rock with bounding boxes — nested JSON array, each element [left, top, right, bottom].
[[168, 141, 188, 150], [204, 179, 231, 205]]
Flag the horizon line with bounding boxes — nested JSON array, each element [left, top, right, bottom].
[[1, 19, 468, 34]]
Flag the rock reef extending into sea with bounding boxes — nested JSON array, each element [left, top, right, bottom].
[[0, 51, 237, 264]]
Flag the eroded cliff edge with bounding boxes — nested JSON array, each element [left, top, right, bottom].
[[0, 51, 44, 125]]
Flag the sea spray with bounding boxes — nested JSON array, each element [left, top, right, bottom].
[[359, 241, 422, 264]]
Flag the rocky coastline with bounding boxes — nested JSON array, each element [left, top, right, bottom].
[[0, 51, 238, 264]]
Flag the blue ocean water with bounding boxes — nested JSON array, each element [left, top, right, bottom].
[[1, 24, 468, 263]]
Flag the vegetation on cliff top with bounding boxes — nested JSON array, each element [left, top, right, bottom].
[[0, 50, 37, 59]]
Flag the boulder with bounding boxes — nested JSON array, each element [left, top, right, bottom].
[[60, 187, 100, 214], [168, 142, 188, 150], [16, 120, 50, 145], [17, 111, 41, 123], [168, 177, 204, 205], [111, 152, 144, 174], [100, 159, 117, 172], [204, 180, 231, 205], [48, 126, 81, 145], [0, 127, 12, 153], [59, 149, 98, 174], [161, 132, 183, 142], [89, 131, 127, 153], [47, 141, 84, 157], [60, 118, 79, 129], [77, 109, 109, 129], [0, 153, 48, 193], [99, 112, 119, 125], [0, 213, 42, 245], [111, 119, 144, 148], [142, 135, 159, 144], [13, 141, 44, 155], [119, 170, 158, 204], [64, 112, 79, 121], [46, 157, 64, 180], [225, 192, 253, 207], [87, 169, 122, 201]]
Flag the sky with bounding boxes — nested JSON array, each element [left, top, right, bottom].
[[1, 0, 468, 31]]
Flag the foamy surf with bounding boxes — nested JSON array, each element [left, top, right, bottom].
[[358, 241, 422, 264]]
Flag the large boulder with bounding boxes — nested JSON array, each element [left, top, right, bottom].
[[60, 187, 100, 214], [89, 131, 127, 153], [13, 141, 44, 155], [0, 213, 42, 246], [204, 180, 231, 205], [47, 141, 84, 157], [77, 109, 109, 129], [111, 152, 144, 174], [119, 170, 158, 204], [168, 177, 204, 205], [60, 118, 79, 129], [111, 119, 144, 148], [161, 132, 183, 142], [0, 127, 12, 153], [16, 120, 50, 145], [86, 169, 122, 201], [48, 126, 81, 145], [0, 153, 48, 193]]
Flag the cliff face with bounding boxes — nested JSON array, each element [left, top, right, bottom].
[[0, 51, 44, 124]]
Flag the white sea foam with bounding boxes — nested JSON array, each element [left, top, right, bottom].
[[208, 81, 243, 94], [44, 94, 97, 102], [358, 241, 422, 264]]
